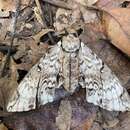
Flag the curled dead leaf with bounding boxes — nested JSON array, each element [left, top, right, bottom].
[[103, 8, 130, 56], [74, 0, 98, 6], [32, 29, 54, 43]]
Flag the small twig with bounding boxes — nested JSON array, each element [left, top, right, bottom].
[[0, 45, 17, 54], [46, 3, 53, 27], [0, 111, 13, 118], [42, 0, 72, 10], [35, 0, 55, 44], [0, 0, 21, 77]]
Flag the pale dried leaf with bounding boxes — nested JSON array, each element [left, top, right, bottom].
[[21, 0, 30, 6], [0, 78, 18, 110], [0, 0, 16, 12], [110, 113, 130, 130], [0, 19, 13, 42], [74, 0, 98, 6], [56, 100, 72, 130], [0, 10, 9, 17], [0, 0, 30, 12], [0, 123, 8, 130], [103, 8, 130, 56], [13, 38, 47, 71], [96, 0, 130, 10], [102, 118, 119, 128], [10, 58, 19, 81], [32, 29, 54, 43], [34, 7, 44, 26]]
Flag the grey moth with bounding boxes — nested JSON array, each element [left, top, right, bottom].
[[7, 34, 130, 112]]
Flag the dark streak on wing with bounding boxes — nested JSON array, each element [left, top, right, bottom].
[[69, 53, 71, 90]]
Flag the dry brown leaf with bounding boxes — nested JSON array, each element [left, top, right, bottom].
[[21, 0, 30, 7], [32, 29, 54, 43], [111, 112, 130, 130], [0, 123, 8, 130], [80, 6, 99, 23], [54, 8, 82, 32], [90, 122, 102, 130], [0, 0, 30, 12], [13, 38, 47, 71], [103, 8, 130, 56], [54, 2, 100, 32], [0, 10, 9, 17], [80, 118, 95, 130], [0, 19, 12, 42], [54, 8, 74, 32], [96, 0, 130, 10], [0, 78, 18, 110], [102, 118, 119, 128], [74, 0, 98, 6], [80, 22, 105, 43], [10, 58, 18, 81], [0, 0, 16, 12], [56, 100, 72, 130], [3, 89, 97, 130]]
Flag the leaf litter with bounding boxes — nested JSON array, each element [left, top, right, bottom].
[[0, 0, 130, 130]]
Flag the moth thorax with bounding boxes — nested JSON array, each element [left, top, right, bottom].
[[61, 34, 81, 53]]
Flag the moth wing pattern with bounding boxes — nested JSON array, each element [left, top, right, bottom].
[[7, 42, 63, 112], [79, 42, 130, 112], [7, 64, 41, 112]]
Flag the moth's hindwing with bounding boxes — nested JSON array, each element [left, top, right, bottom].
[[79, 42, 130, 112], [7, 43, 62, 112]]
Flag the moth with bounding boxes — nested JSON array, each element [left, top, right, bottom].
[[7, 34, 130, 112]]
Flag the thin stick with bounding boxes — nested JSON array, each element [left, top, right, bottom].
[[35, 0, 55, 44], [0, 0, 20, 77], [42, 0, 72, 10], [46, 3, 53, 27], [0, 45, 16, 54]]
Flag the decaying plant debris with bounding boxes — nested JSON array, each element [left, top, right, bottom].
[[0, 0, 130, 130]]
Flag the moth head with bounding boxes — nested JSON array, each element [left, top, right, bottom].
[[61, 34, 81, 53]]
